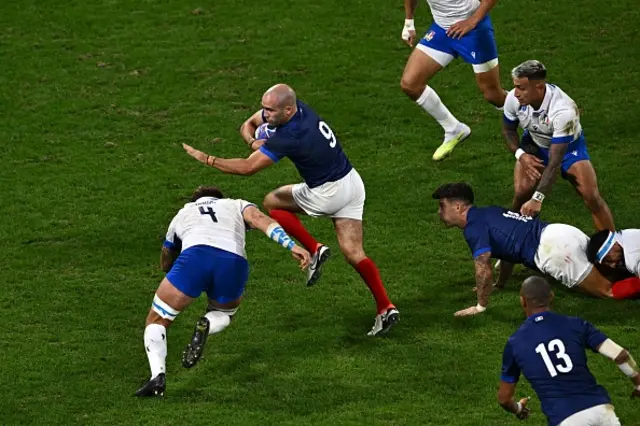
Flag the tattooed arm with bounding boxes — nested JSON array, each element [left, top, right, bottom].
[[455, 252, 493, 317]]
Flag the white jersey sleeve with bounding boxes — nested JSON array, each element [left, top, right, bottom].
[[503, 90, 520, 123], [551, 109, 579, 144], [164, 210, 183, 251], [621, 229, 640, 277]]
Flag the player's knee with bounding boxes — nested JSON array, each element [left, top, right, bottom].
[[400, 76, 423, 100], [482, 87, 505, 106], [341, 245, 366, 265], [262, 192, 277, 212]]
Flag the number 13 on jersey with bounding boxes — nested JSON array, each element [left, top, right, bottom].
[[536, 339, 574, 377]]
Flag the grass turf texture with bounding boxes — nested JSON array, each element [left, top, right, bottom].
[[1, 0, 639, 424]]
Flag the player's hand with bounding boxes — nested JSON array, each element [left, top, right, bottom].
[[516, 397, 531, 420], [446, 17, 478, 40], [520, 199, 542, 218], [454, 305, 485, 317], [631, 387, 640, 398], [291, 245, 311, 270], [518, 153, 545, 181], [182, 143, 208, 164], [401, 20, 416, 47]]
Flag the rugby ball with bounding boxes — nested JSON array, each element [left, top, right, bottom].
[[254, 123, 276, 140]]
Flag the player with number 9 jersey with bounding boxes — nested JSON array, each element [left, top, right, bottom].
[[181, 84, 399, 336]]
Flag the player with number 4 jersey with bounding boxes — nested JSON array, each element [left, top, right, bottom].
[[136, 186, 310, 398], [498, 276, 640, 426], [182, 84, 399, 336]]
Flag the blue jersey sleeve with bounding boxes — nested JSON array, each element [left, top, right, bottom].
[[583, 320, 608, 352], [501, 340, 521, 383], [259, 134, 292, 163], [463, 220, 491, 259]]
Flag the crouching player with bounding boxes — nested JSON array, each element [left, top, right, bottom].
[[431, 182, 640, 317], [135, 186, 310, 397]]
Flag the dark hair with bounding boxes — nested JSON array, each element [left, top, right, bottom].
[[586, 230, 611, 264], [431, 182, 474, 204], [521, 276, 553, 308], [190, 186, 224, 202]]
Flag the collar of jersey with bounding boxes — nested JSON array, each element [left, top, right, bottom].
[[526, 310, 551, 321]]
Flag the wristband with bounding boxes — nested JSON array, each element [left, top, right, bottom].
[[206, 155, 216, 167], [475, 304, 486, 312], [266, 223, 296, 250], [532, 191, 545, 203], [404, 19, 415, 28], [515, 148, 525, 160]]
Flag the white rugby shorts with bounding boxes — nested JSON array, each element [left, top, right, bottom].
[[559, 404, 620, 426], [534, 223, 594, 288], [292, 169, 365, 221]]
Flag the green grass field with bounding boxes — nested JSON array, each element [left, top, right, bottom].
[[2, 0, 640, 424]]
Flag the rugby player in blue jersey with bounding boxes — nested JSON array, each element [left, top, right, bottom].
[[182, 84, 398, 336], [497, 276, 639, 425]]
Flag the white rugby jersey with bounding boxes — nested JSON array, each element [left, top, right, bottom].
[[504, 84, 583, 149], [426, 0, 480, 29], [618, 229, 640, 277], [164, 197, 255, 258]]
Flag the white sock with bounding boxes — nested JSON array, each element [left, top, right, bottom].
[[416, 86, 459, 133], [205, 310, 232, 335], [144, 324, 167, 379]]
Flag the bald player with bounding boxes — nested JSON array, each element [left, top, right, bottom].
[[498, 276, 639, 425], [182, 84, 399, 336]]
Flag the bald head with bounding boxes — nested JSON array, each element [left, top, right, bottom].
[[261, 83, 298, 126], [264, 83, 297, 108], [520, 276, 553, 308]]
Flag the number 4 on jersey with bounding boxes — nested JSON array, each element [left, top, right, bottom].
[[199, 206, 218, 222]]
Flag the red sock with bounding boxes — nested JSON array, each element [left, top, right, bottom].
[[355, 258, 394, 314], [611, 277, 640, 300], [269, 209, 319, 255]]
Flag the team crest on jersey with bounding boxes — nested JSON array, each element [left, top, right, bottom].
[[425, 30, 435, 41]]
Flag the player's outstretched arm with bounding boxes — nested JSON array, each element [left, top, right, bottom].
[[239, 109, 265, 149], [455, 252, 493, 316], [182, 143, 274, 176], [597, 339, 640, 397], [242, 205, 311, 270]]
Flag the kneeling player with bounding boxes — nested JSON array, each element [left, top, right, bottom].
[[431, 182, 640, 316], [136, 186, 310, 397]]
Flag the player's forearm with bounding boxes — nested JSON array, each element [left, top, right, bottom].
[[404, 0, 418, 19], [499, 399, 520, 414], [208, 157, 255, 176], [536, 145, 566, 194], [239, 121, 257, 145], [471, 0, 498, 22], [501, 127, 520, 154], [475, 267, 493, 307], [474, 253, 493, 307]]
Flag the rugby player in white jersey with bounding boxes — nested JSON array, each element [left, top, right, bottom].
[[135, 186, 310, 397], [400, 0, 507, 160], [497, 60, 615, 285], [587, 229, 640, 299]]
